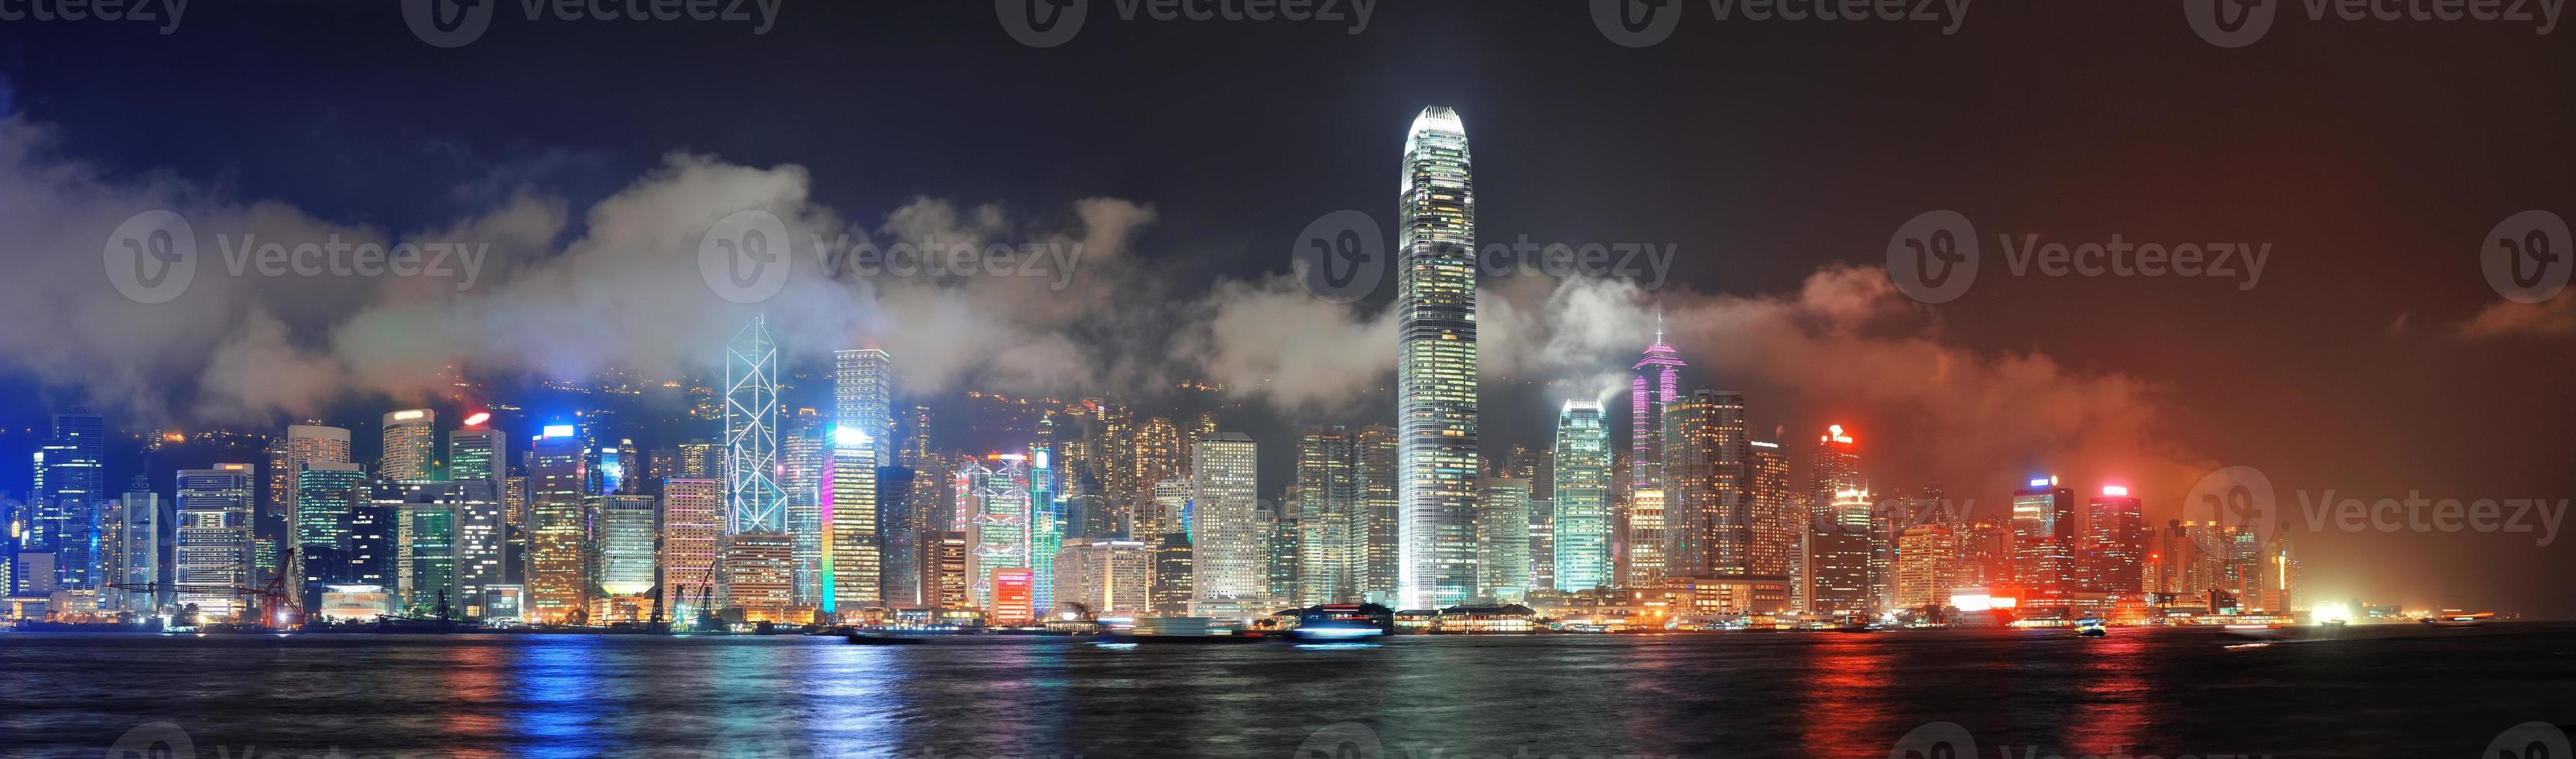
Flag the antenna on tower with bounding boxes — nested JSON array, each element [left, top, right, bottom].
[[1653, 310, 1666, 345]]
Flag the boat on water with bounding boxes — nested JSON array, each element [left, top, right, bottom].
[[2422, 612, 2493, 627], [2075, 618, 2108, 637]]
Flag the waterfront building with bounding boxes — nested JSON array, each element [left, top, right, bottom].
[[1190, 433, 1261, 617]]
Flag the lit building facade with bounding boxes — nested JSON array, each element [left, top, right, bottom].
[[176, 464, 255, 621], [1395, 105, 1481, 610], [1055, 537, 1153, 617], [2011, 477, 2077, 601], [1295, 427, 1365, 605], [380, 410, 436, 483], [724, 314, 786, 534], [1478, 478, 1531, 603], [1190, 433, 1261, 617], [821, 427, 882, 617], [660, 479, 724, 625], [1552, 401, 1612, 592]]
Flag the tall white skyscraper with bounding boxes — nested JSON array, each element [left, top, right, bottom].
[[380, 410, 435, 482], [1396, 105, 1480, 610], [1189, 433, 1260, 617], [725, 314, 785, 533]]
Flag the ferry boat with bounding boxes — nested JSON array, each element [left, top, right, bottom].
[[2074, 617, 2108, 637], [2421, 612, 2493, 627]]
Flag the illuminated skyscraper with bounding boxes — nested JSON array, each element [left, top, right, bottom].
[[447, 425, 505, 493], [1294, 427, 1363, 605], [525, 425, 590, 622], [2011, 476, 2078, 602], [1809, 488, 1875, 615], [834, 349, 896, 452], [104, 479, 163, 613], [31, 406, 104, 589], [293, 462, 367, 609], [1552, 401, 1612, 592], [958, 456, 1032, 608], [1622, 487, 1665, 586], [2081, 486, 2147, 598], [1395, 105, 1480, 610], [724, 314, 786, 533], [821, 426, 881, 617], [1478, 478, 1531, 603], [1150, 531, 1193, 616], [1190, 433, 1260, 617], [176, 464, 255, 620], [1630, 321, 1686, 494], [1800, 424, 1863, 612], [721, 531, 796, 622], [1355, 425, 1399, 603], [381, 409, 436, 482], [660, 479, 724, 626], [1055, 537, 1152, 617], [1895, 522, 1965, 613], [1745, 441, 1798, 581]]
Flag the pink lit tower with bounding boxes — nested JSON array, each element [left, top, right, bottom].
[[1630, 314, 1687, 493]]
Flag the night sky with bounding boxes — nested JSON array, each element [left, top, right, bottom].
[[2, 1, 2571, 614]]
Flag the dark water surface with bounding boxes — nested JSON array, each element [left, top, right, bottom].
[[4, 623, 2572, 758]]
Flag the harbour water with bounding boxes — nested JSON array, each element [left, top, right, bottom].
[[3, 623, 2570, 757]]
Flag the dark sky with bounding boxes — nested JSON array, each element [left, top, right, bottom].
[[2, 1, 2571, 614]]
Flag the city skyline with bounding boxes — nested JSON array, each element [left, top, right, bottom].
[[0, 2, 2569, 620]]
